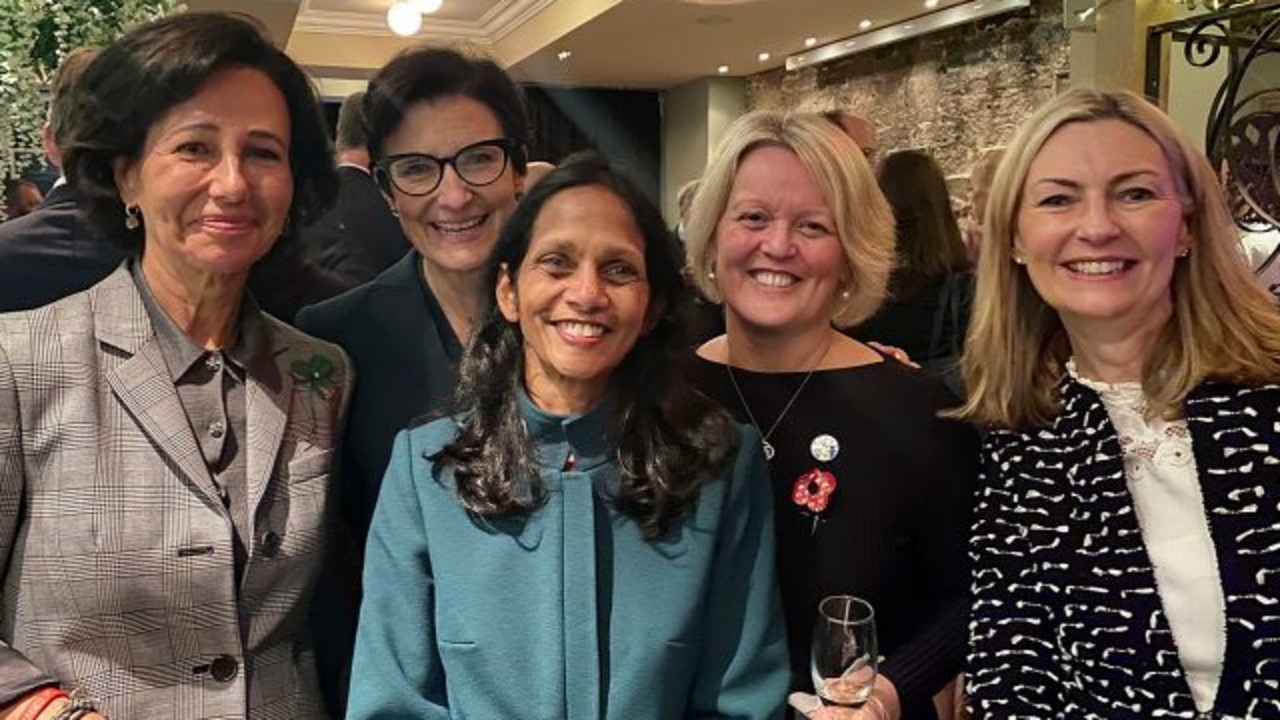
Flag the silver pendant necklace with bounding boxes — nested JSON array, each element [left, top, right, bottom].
[[725, 335, 832, 461]]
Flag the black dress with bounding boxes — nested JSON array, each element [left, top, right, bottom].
[[688, 355, 978, 720]]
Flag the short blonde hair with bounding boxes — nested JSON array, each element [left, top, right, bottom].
[[959, 89, 1280, 429], [685, 110, 895, 328]]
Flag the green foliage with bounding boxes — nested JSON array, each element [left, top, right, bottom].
[[0, 0, 183, 181]]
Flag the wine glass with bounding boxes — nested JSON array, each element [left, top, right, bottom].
[[810, 595, 878, 709]]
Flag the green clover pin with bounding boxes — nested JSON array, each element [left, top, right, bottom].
[[290, 354, 337, 400]]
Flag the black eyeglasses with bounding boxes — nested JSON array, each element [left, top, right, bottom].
[[378, 138, 518, 196]]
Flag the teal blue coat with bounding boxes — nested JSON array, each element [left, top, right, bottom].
[[346, 394, 789, 719]]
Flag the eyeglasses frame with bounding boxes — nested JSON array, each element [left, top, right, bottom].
[[376, 137, 521, 197]]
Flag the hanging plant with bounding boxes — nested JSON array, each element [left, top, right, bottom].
[[0, 0, 183, 184]]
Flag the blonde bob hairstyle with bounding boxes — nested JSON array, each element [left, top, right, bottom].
[[684, 110, 895, 329], [958, 89, 1280, 429]]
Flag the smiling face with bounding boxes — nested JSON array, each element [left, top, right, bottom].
[[497, 185, 651, 414], [1015, 119, 1189, 343], [714, 145, 849, 340], [382, 94, 525, 280], [116, 66, 293, 283]]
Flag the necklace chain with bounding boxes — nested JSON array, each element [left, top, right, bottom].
[[725, 335, 831, 461]]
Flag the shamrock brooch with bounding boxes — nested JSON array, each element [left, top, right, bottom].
[[792, 468, 838, 514], [290, 354, 338, 400]]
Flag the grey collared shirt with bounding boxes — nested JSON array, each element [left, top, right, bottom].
[[130, 261, 272, 582]]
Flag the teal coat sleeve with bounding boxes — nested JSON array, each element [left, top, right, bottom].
[[690, 426, 790, 720], [346, 428, 448, 720]]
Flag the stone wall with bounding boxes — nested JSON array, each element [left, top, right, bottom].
[[746, 0, 1069, 180]]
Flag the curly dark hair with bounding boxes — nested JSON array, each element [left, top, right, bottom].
[[433, 152, 738, 540], [62, 12, 337, 250]]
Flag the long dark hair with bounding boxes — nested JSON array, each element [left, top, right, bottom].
[[433, 152, 738, 539], [878, 149, 968, 300]]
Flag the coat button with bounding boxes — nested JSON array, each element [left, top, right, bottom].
[[209, 654, 238, 682], [260, 531, 282, 558]]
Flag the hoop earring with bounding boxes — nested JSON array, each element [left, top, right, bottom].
[[124, 204, 141, 231]]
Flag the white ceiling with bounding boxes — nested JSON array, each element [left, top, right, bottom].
[[189, 0, 978, 90]]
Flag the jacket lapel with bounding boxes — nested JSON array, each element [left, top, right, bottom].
[[94, 268, 222, 505], [244, 340, 292, 517]]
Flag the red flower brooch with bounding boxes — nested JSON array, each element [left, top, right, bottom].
[[792, 468, 838, 513]]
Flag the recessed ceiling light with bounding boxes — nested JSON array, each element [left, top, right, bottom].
[[718, 65, 730, 74], [557, 50, 572, 61], [924, 0, 938, 7], [386, 2, 422, 36], [859, 19, 873, 30], [758, 52, 770, 61], [805, 36, 817, 47], [903, 24, 913, 30]]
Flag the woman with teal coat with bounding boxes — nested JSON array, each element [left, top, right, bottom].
[[346, 153, 790, 720]]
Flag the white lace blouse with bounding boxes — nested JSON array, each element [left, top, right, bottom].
[[1068, 360, 1225, 712]]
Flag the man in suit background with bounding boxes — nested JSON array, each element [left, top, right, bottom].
[[0, 48, 126, 313], [300, 91, 409, 290]]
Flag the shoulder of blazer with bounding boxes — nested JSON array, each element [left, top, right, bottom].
[[0, 270, 107, 343], [296, 252, 427, 337], [265, 313, 355, 384]]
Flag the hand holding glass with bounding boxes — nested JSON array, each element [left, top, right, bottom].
[[811, 595, 878, 708]]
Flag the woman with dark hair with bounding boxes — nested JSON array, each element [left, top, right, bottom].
[[854, 149, 972, 395], [346, 153, 789, 720], [296, 45, 530, 546], [0, 13, 349, 719]]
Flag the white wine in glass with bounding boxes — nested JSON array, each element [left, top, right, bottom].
[[811, 595, 878, 708]]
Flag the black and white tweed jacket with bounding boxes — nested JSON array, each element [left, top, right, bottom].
[[968, 378, 1280, 719]]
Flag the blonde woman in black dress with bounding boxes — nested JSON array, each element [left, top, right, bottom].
[[683, 110, 978, 720]]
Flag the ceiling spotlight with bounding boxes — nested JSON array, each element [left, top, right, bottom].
[[387, 2, 422, 36], [805, 36, 817, 47], [410, 0, 442, 12], [787, 0, 1030, 73], [718, 65, 730, 74], [557, 50, 572, 61], [758, 52, 770, 61], [925, 0, 939, 7]]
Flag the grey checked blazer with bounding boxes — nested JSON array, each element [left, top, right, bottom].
[[0, 267, 352, 719]]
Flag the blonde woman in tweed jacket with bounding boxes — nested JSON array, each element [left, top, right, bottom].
[[959, 89, 1280, 719], [0, 14, 351, 720]]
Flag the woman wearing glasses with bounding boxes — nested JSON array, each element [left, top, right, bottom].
[[295, 49, 530, 712], [297, 47, 529, 546]]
